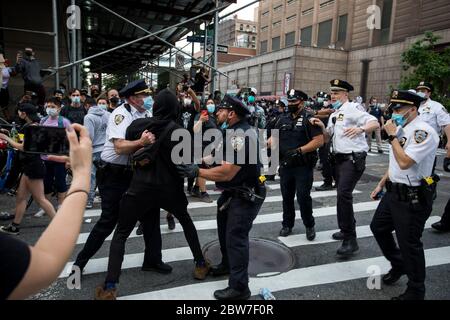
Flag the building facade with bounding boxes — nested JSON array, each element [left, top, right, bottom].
[[218, 16, 258, 49]]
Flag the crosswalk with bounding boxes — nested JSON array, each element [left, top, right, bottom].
[[45, 174, 450, 300], [367, 141, 448, 156]]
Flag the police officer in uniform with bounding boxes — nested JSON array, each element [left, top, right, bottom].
[[310, 79, 379, 257], [177, 95, 266, 300], [72, 79, 155, 274], [269, 89, 324, 239], [370, 90, 439, 300]]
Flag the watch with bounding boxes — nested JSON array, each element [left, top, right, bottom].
[[388, 135, 397, 143]]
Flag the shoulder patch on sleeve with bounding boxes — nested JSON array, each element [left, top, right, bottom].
[[114, 114, 125, 125], [414, 130, 428, 144]]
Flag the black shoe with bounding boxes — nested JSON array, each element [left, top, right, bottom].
[[214, 287, 251, 300], [306, 227, 316, 241], [315, 183, 333, 192], [167, 215, 176, 230], [431, 221, 450, 232], [391, 288, 425, 300], [265, 175, 276, 181], [136, 222, 144, 235], [0, 223, 20, 235], [332, 231, 344, 240], [382, 268, 405, 285], [279, 227, 292, 237], [141, 261, 172, 274], [336, 238, 359, 257], [210, 263, 230, 277], [191, 186, 201, 197]]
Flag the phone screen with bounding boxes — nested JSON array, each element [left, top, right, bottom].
[[23, 126, 70, 155]]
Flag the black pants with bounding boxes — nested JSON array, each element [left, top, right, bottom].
[[74, 166, 132, 271], [105, 186, 204, 283], [370, 190, 433, 293], [279, 165, 315, 229], [318, 143, 335, 185], [216, 193, 264, 291], [441, 198, 450, 226], [335, 158, 365, 239]]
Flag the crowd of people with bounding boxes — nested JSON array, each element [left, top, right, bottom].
[[0, 49, 449, 301]]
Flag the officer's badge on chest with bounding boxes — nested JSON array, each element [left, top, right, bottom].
[[414, 130, 428, 144], [114, 114, 125, 125], [421, 106, 431, 113], [337, 114, 344, 121], [296, 116, 304, 127], [231, 135, 245, 151]]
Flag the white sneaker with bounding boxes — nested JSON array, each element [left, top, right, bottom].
[[34, 208, 45, 217]]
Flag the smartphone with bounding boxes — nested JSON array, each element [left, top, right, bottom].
[[23, 126, 70, 155], [201, 110, 208, 117]]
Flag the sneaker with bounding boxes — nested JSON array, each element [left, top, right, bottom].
[[199, 192, 213, 203], [167, 215, 176, 230], [0, 223, 20, 235], [194, 260, 210, 280], [94, 285, 117, 300], [34, 208, 45, 217], [86, 202, 93, 209], [191, 186, 201, 198]]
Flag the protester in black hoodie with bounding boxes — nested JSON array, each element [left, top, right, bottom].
[[95, 88, 210, 300]]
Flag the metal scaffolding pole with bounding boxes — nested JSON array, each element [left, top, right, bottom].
[[58, 3, 229, 74], [212, 0, 219, 93], [90, 0, 228, 78], [52, 0, 60, 88], [71, 0, 77, 88], [203, 21, 208, 62], [0, 27, 54, 36]]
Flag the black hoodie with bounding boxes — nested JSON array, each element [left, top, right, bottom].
[[126, 88, 186, 192]]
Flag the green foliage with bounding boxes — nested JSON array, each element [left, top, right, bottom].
[[102, 73, 140, 91], [400, 31, 450, 110]]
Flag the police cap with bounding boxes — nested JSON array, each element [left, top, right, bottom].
[[416, 81, 434, 92], [119, 79, 152, 98], [330, 79, 354, 92], [389, 89, 426, 109], [217, 95, 250, 116], [287, 89, 308, 102]]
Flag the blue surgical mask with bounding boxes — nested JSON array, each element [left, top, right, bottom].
[[71, 96, 81, 104], [248, 96, 255, 104], [98, 104, 108, 110], [417, 92, 427, 99], [206, 104, 215, 114], [332, 101, 343, 110], [46, 108, 58, 117], [391, 109, 411, 127], [143, 96, 153, 111], [221, 122, 228, 130]]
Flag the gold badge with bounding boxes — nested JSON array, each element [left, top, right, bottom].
[[420, 81, 425, 86], [114, 114, 125, 125], [392, 91, 399, 98], [334, 79, 339, 85], [337, 114, 344, 121]]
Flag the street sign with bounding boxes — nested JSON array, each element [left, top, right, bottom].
[[206, 44, 229, 54], [187, 35, 212, 43]]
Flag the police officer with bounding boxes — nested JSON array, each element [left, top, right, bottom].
[[310, 79, 379, 257], [370, 90, 439, 300], [269, 89, 324, 240], [177, 95, 266, 300], [72, 79, 155, 274], [313, 91, 336, 191]]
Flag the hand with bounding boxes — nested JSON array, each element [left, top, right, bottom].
[[285, 148, 301, 158], [0, 129, 10, 135], [384, 119, 397, 136], [139, 130, 155, 146], [176, 164, 199, 179], [370, 185, 383, 201], [309, 118, 325, 129], [0, 133, 9, 141], [199, 113, 209, 123], [344, 127, 364, 139]]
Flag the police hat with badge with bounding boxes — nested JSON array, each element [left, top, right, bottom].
[[330, 79, 354, 92], [119, 79, 152, 98], [316, 91, 330, 100], [217, 94, 250, 117], [287, 89, 308, 102], [389, 89, 426, 110], [416, 81, 434, 93]]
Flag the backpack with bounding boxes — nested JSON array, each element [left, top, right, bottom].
[[40, 115, 64, 128]]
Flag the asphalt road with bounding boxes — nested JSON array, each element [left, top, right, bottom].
[[1, 142, 449, 301]]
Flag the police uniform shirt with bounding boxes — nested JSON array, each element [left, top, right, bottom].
[[418, 98, 450, 134], [389, 117, 439, 186], [275, 110, 322, 157], [327, 101, 377, 154], [101, 103, 150, 165]]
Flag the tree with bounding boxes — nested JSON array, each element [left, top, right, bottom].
[[400, 31, 450, 110]]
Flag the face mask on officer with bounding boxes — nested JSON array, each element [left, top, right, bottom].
[[416, 91, 429, 100], [288, 102, 301, 113], [143, 96, 153, 111], [391, 107, 413, 127], [109, 96, 119, 105], [331, 100, 343, 110]]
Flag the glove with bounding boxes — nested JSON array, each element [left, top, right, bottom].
[[176, 164, 200, 179], [444, 157, 450, 173], [285, 148, 301, 159]]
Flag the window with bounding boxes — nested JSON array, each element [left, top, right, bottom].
[[286, 14, 296, 22], [337, 14, 347, 42], [287, 0, 297, 5], [273, 20, 281, 27], [261, 25, 268, 32], [319, 0, 335, 9], [253, 26, 256, 33], [262, 11, 269, 17], [302, 8, 313, 16], [380, 0, 393, 44], [272, 36, 281, 51], [260, 40, 268, 53], [300, 26, 312, 46], [285, 31, 296, 47], [240, 24, 243, 31], [274, 5, 282, 12], [317, 19, 332, 48]]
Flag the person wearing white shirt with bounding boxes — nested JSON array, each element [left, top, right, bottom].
[[310, 79, 379, 257], [369, 90, 439, 300]]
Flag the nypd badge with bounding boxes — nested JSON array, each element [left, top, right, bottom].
[[334, 79, 339, 85], [392, 91, 399, 98], [114, 114, 125, 125], [231, 135, 245, 151], [414, 130, 428, 144], [337, 114, 344, 121]]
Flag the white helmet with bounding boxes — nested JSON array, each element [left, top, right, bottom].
[[250, 87, 258, 95]]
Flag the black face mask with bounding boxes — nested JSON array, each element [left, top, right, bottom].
[[109, 97, 119, 105], [25, 51, 33, 57], [288, 105, 299, 113]]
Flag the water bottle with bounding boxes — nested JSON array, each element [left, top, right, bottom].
[[260, 288, 276, 300], [10, 122, 19, 142]]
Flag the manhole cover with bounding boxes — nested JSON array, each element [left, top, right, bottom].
[[203, 238, 295, 277]]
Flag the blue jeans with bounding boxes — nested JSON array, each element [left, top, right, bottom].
[[88, 152, 102, 204]]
